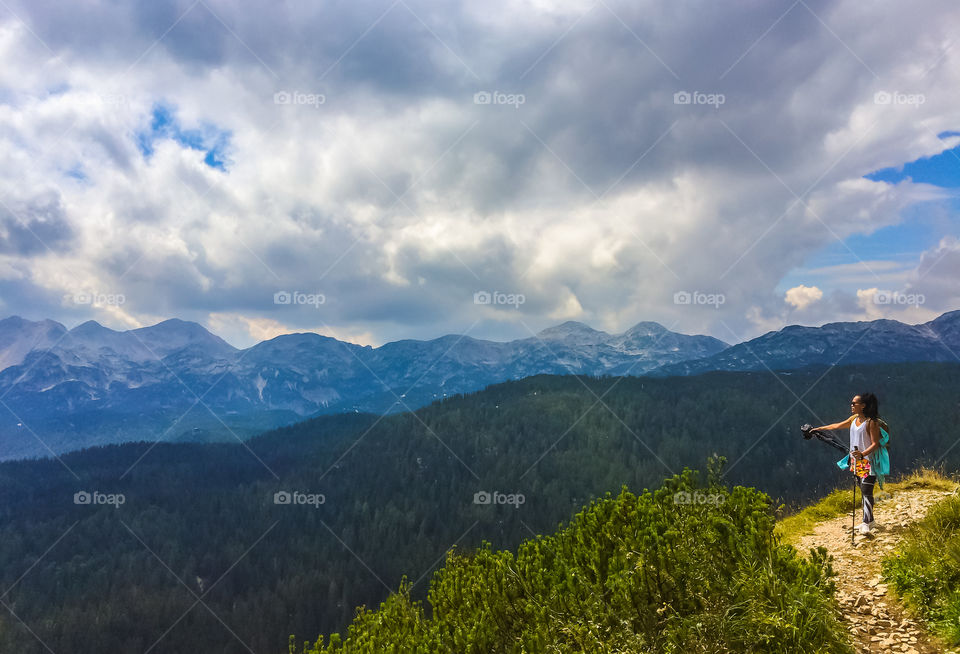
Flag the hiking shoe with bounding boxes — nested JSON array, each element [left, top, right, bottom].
[[856, 522, 873, 535]]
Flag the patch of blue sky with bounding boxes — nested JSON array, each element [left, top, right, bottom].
[[865, 132, 960, 188], [780, 135, 960, 293], [136, 103, 232, 171], [779, 201, 958, 293], [64, 164, 88, 183], [46, 82, 71, 96]]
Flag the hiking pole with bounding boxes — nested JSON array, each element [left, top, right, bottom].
[[851, 446, 859, 546]]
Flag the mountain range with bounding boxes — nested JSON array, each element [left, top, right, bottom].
[[0, 316, 726, 459], [651, 311, 960, 376], [1, 310, 958, 460]]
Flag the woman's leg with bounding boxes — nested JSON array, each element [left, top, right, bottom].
[[860, 475, 876, 524]]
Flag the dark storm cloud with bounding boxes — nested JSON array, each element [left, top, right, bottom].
[[0, 193, 73, 255], [0, 0, 957, 345], [5, 0, 909, 198]]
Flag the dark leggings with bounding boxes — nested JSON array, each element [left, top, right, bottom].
[[859, 475, 876, 523]]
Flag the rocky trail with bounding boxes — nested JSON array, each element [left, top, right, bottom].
[[798, 487, 959, 654]]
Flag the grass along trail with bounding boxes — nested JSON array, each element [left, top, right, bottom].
[[788, 477, 959, 654]]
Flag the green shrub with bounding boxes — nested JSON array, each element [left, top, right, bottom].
[[293, 463, 852, 653], [882, 492, 960, 645]]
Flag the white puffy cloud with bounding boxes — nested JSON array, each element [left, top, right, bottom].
[[785, 285, 823, 310], [0, 0, 958, 347]]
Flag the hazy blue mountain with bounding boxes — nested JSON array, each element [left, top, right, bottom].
[[5, 311, 960, 460], [650, 311, 960, 376], [0, 317, 728, 459]]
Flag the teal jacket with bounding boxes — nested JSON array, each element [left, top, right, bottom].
[[837, 423, 890, 488]]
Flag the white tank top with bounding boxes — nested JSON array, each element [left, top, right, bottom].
[[850, 417, 869, 453]]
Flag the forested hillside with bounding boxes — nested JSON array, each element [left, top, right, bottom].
[[1, 362, 958, 653]]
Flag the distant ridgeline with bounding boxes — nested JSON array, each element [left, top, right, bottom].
[[0, 362, 958, 653], [0, 315, 729, 460], [4, 309, 960, 461]]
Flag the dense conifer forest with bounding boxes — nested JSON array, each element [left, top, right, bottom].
[[1, 362, 957, 653]]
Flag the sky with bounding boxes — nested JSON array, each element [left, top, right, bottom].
[[0, 0, 958, 348]]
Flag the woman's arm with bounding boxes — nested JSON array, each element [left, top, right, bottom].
[[815, 415, 855, 431]]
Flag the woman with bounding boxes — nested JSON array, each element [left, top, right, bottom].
[[814, 393, 882, 534]]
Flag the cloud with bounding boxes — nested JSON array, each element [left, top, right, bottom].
[[856, 288, 882, 317], [0, 0, 958, 346], [785, 285, 823, 310], [0, 192, 74, 255], [797, 259, 920, 289], [207, 312, 379, 347], [904, 236, 960, 310], [207, 313, 286, 345]]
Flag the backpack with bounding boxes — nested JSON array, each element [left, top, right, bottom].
[[873, 418, 891, 488]]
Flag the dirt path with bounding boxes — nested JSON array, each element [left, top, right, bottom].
[[798, 487, 959, 654]]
